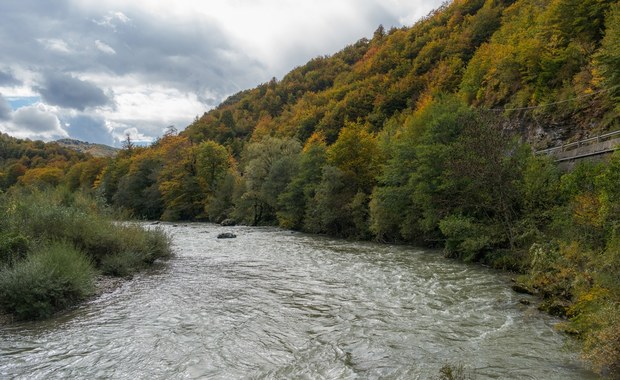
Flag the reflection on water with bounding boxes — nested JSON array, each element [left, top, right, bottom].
[[0, 223, 596, 379]]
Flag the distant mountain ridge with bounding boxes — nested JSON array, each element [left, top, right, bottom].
[[54, 138, 118, 158]]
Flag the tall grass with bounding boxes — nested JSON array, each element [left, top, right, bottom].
[[2, 188, 172, 265], [0, 241, 95, 320], [0, 188, 172, 320]]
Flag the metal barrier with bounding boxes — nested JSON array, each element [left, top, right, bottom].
[[535, 130, 620, 156]]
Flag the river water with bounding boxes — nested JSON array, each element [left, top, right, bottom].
[[0, 223, 596, 379]]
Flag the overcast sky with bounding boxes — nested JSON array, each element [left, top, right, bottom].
[[0, 0, 444, 146]]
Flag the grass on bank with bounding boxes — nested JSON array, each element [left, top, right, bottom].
[[0, 241, 95, 320], [0, 188, 172, 320]]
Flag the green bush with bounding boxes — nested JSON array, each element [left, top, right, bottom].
[[439, 215, 492, 262], [0, 189, 172, 320], [99, 226, 171, 276], [2, 189, 171, 271], [0, 241, 95, 320], [115, 224, 171, 262], [0, 232, 30, 267], [100, 251, 144, 277]]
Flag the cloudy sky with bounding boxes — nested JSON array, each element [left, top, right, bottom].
[[0, 0, 444, 146]]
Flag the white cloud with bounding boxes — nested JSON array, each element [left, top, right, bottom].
[[119, 126, 151, 144], [37, 38, 72, 54], [95, 40, 116, 55], [381, 0, 443, 25], [1, 103, 69, 140], [93, 11, 131, 30], [99, 82, 204, 144]]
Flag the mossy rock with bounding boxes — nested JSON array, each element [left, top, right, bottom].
[[539, 299, 570, 318]]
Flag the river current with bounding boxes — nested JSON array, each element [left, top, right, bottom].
[[0, 223, 596, 379]]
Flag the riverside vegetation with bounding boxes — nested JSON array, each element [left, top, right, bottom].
[[0, 189, 172, 321], [0, 0, 619, 376]]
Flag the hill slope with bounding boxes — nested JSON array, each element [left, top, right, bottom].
[[183, 0, 619, 151], [55, 139, 118, 158]]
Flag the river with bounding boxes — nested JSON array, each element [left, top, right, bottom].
[[0, 223, 596, 379]]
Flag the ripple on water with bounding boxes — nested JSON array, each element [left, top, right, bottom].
[[0, 223, 597, 379]]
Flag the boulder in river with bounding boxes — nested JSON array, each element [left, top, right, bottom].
[[217, 232, 237, 239]]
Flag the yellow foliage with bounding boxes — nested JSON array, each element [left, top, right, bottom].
[[250, 115, 275, 142], [327, 122, 380, 192], [303, 132, 326, 153], [581, 303, 620, 376], [573, 193, 603, 228], [19, 167, 64, 187]]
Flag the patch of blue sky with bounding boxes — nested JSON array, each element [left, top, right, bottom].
[[7, 96, 41, 109]]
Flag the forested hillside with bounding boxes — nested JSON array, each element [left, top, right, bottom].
[[186, 0, 618, 149], [0, 133, 104, 191], [89, 0, 619, 227], [1, 0, 619, 375]]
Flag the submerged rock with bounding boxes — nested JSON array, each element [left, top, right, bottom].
[[217, 232, 237, 239]]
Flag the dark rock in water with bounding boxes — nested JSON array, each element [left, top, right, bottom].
[[519, 298, 531, 305], [217, 232, 237, 239], [512, 283, 535, 295], [220, 219, 237, 226]]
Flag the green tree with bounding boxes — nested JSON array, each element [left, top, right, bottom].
[[113, 153, 163, 220], [594, 2, 620, 108], [304, 166, 358, 236], [237, 137, 301, 225], [278, 132, 328, 229]]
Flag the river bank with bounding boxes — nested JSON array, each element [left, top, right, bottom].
[[0, 189, 172, 322], [0, 274, 128, 328], [0, 223, 597, 378]]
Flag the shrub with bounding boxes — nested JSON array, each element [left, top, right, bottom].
[[115, 224, 171, 263], [99, 226, 171, 276], [100, 251, 144, 277], [0, 189, 173, 321], [0, 232, 30, 267], [2, 189, 172, 273], [581, 303, 620, 378], [439, 215, 492, 262], [0, 241, 95, 320]]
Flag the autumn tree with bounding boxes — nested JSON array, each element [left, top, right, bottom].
[[156, 135, 203, 220]]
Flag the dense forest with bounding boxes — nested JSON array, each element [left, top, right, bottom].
[[1, 0, 619, 376]]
